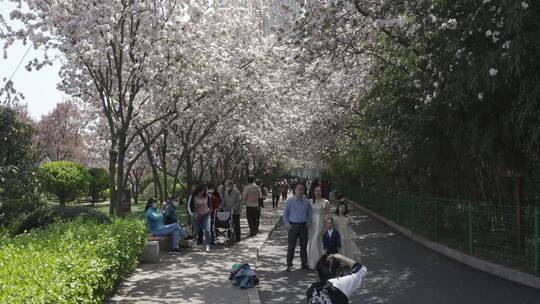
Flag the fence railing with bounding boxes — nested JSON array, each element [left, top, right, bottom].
[[338, 185, 540, 276]]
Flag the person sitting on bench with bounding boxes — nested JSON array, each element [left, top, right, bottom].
[[145, 198, 189, 253]]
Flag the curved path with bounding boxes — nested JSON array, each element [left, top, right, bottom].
[[257, 202, 540, 304]]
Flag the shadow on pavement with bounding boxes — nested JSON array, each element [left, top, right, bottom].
[[258, 205, 540, 304], [109, 205, 280, 304]]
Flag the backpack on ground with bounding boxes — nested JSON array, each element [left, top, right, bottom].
[[229, 263, 259, 289]]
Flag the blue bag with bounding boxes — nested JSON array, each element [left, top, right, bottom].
[[229, 263, 259, 289]]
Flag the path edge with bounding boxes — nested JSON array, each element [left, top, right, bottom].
[[348, 199, 540, 290], [248, 212, 283, 304]]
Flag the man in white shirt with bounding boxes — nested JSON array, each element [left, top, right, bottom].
[[306, 254, 367, 304]]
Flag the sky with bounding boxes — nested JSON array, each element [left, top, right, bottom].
[[0, 2, 64, 120]]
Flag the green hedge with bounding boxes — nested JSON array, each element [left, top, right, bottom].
[[0, 218, 147, 303]]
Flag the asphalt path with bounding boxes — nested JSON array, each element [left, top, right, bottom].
[[257, 202, 540, 304]]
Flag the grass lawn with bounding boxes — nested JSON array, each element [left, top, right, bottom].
[[45, 198, 190, 224]]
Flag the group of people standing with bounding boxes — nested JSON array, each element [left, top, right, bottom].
[[144, 176, 270, 253], [282, 182, 359, 271], [282, 182, 367, 303]]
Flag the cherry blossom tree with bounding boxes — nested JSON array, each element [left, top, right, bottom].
[[2, 0, 197, 214], [36, 100, 86, 163]]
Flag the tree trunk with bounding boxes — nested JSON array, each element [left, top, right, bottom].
[[185, 150, 194, 197], [108, 144, 118, 216], [141, 133, 163, 202], [197, 154, 205, 182], [162, 128, 168, 200], [172, 156, 183, 197], [115, 133, 128, 216]]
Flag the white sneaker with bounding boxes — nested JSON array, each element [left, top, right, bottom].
[[205, 245, 210, 252]]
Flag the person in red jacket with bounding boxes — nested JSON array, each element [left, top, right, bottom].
[[208, 184, 222, 245]]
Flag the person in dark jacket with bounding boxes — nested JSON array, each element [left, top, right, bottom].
[[163, 195, 181, 225], [163, 195, 194, 246], [323, 217, 341, 255]]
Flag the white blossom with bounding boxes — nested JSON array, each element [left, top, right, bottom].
[[489, 68, 498, 77]]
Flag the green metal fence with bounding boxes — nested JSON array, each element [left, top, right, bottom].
[[338, 185, 540, 276]]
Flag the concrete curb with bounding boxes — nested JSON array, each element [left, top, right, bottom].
[[248, 212, 283, 304], [349, 200, 540, 290]]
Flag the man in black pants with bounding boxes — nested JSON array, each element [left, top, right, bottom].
[[271, 181, 281, 208], [219, 180, 242, 242], [282, 182, 312, 271], [242, 176, 262, 236]]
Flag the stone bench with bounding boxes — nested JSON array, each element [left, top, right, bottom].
[[141, 240, 160, 263], [140, 235, 172, 263], [149, 235, 172, 252]]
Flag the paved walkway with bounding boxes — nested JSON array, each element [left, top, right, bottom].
[[109, 199, 281, 304], [257, 202, 540, 304]]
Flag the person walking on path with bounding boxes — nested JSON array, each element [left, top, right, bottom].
[[208, 184, 222, 245], [281, 180, 289, 201], [307, 186, 331, 269], [283, 182, 312, 271], [145, 198, 189, 253], [187, 184, 213, 252], [307, 254, 367, 304], [257, 179, 268, 209], [219, 180, 242, 242], [243, 176, 262, 236], [271, 181, 281, 208]]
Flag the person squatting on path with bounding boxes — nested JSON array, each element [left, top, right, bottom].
[[187, 183, 213, 252], [307, 254, 368, 304], [145, 198, 189, 253], [243, 176, 262, 236], [219, 180, 242, 243], [283, 182, 312, 271]]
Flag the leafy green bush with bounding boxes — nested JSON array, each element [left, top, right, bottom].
[[0, 228, 9, 245], [88, 167, 109, 204], [0, 218, 147, 303], [14, 205, 111, 234], [39, 161, 91, 205]]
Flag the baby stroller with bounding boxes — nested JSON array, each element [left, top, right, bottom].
[[214, 210, 236, 246]]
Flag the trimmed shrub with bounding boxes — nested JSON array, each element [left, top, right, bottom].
[[0, 218, 147, 303], [14, 205, 110, 235], [88, 167, 109, 204], [39, 161, 91, 205]]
